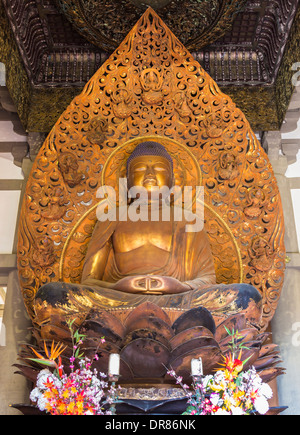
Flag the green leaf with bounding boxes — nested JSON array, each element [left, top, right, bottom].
[[184, 405, 197, 415], [235, 372, 244, 387], [67, 319, 76, 329], [224, 326, 231, 336], [242, 354, 253, 366], [27, 358, 56, 368]]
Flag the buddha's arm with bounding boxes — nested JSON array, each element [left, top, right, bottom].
[[184, 275, 216, 290], [182, 229, 216, 290], [81, 240, 111, 283], [184, 257, 217, 289]]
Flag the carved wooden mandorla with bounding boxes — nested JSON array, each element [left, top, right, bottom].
[[17, 8, 285, 332]]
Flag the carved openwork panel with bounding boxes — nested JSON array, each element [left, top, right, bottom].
[[17, 9, 285, 331]]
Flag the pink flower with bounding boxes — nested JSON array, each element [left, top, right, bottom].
[[176, 376, 183, 384]]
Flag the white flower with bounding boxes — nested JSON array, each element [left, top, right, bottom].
[[202, 375, 213, 388], [213, 408, 230, 415], [36, 369, 62, 392], [36, 369, 53, 390], [37, 394, 49, 412], [214, 371, 225, 382], [210, 393, 220, 406], [30, 387, 42, 403], [259, 383, 273, 400], [254, 396, 269, 415], [231, 406, 245, 416]]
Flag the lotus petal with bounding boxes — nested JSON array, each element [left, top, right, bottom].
[[124, 302, 172, 327], [121, 338, 170, 378], [124, 316, 174, 341], [167, 346, 222, 380], [170, 326, 214, 350], [215, 314, 247, 342], [171, 336, 219, 359], [122, 328, 171, 350], [172, 307, 216, 335]]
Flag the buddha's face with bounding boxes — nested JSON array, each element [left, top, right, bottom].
[[127, 155, 173, 192]]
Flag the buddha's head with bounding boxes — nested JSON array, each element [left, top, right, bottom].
[[126, 141, 174, 192]]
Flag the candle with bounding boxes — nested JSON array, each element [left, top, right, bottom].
[[108, 353, 120, 376], [191, 357, 203, 377]]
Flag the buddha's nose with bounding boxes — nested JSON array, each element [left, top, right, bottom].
[[143, 166, 157, 184], [144, 165, 156, 177]]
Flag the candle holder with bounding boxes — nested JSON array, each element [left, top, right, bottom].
[[192, 374, 203, 383], [191, 357, 203, 377], [191, 357, 205, 405], [108, 374, 120, 383], [108, 354, 121, 415], [108, 374, 120, 415]]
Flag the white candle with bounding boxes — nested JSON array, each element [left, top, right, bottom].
[[191, 358, 203, 377], [108, 353, 120, 376]]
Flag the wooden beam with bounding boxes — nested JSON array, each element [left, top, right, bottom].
[[0, 254, 16, 272], [0, 180, 23, 190]]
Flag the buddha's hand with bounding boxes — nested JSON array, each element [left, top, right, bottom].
[[112, 275, 191, 295]]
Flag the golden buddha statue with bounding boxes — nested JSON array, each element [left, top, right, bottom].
[[34, 141, 262, 330]]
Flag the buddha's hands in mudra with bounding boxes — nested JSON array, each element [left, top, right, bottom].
[[112, 275, 191, 295]]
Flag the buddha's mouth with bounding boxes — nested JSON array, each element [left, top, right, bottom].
[[143, 177, 157, 186]]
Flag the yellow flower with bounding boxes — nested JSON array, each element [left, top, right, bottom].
[[210, 383, 224, 393], [57, 402, 67, 414], [229, 381, 237, 391], [67, 402, 76, 414], [233, 390, 244, 402], [45, 402, 54, 413], [62, 390, 70, 399], [77, 402, 84, 415], [44, 391, 55, 400], [224, 395, 232, 410]]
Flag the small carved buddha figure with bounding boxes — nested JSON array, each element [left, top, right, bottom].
[[35, 142, 262, 328], [244, 187, 267, 220]]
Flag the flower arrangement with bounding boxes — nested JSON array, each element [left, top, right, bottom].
[[168, 328, 273, 415], [29, 320, 119, 415]]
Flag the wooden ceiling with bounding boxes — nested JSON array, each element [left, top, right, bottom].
[[0, 0, 299, 132]]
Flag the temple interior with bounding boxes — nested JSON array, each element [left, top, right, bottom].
[[0, 0, 300, 416]]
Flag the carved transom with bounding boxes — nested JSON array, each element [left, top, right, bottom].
[[57, 0, 247, 51]]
